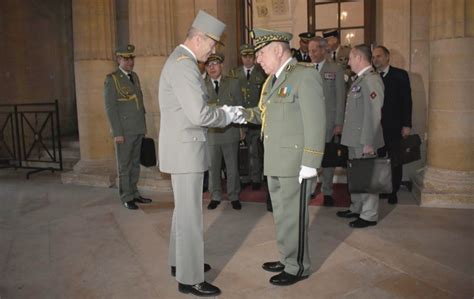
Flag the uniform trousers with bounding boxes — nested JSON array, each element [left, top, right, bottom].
[[268, 176, 314, 276], [168, 172, 205, 285], [114, 134, 143, 203], [208, 142, 240, 201], [348, 146, 379, 221], [245, 128, 262, 183], [321, 167, 336, 196]]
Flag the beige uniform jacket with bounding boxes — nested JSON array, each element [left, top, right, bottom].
[[341, 68, 385, 149], [158, 46, 229, 174], [246, 59, 326, 176]]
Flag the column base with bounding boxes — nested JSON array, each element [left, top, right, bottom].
[[412, 166, 474, 209], [61, 159, 116, 188]]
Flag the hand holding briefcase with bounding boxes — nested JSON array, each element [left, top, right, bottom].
[[388, 134, 422, 167]]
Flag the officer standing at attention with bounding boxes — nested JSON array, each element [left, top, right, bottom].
[[242, 28, 326, 286], [291, 32, 315, 62], [158, 10, 242, 297], [308, 36, 346, 206], [229, 44, 267, 190], [205, 53, 244, 211], [104, 44, 152, 210], [337, 44, 385, 228], [323, 29, 352, 88]]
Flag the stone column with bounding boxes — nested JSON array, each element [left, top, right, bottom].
[[412, 0, 474, 208], [61, 0, 117, 187], [127, 0, 176, 191]]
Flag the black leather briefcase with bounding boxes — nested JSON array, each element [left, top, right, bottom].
[[140, 137, 156, 167], [321, 135, 348, 168], [347, 156, 393, 194], [389, 134, 422, 167]]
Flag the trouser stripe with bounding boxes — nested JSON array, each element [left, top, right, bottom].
[[296, 179, 308, 276]]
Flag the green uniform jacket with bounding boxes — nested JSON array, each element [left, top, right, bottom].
[[104, 69, 146, 137], [205, 76, 243, 145], [229, 65, 267, 108], [246, 58, 326, 176], [319, 60, 346, 142], [341, 68, 385, 149]]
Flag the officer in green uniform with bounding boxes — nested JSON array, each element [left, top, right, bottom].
[[291, 32, 315, 62], [242, 28, 326, 286], [205, 53, 243, 210], [104, 44, 152, 210], [308, 36, 346, 206], [337, 44, 384, 228], [229, 44, 267, 190]]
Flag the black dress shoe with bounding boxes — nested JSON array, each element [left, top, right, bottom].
[[134, 196, 152, 204], [231, 200, 242, 210], [323, 195, 334, 206], [269, 271, 309, 286], [336, 210, 360, 218], [207, 200, 220, 210], [262, 261, 285, 272], [252, 182, 261, 190], [178, 281, 221, 297], [349, 218, 377, 228], [171, 263, 211, 277], [123, 200, 139, 210], [388, 194, 398, 204]]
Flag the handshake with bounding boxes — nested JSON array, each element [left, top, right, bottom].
[[220, 105, 247, 125]]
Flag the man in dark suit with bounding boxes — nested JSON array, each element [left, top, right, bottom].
[[372, 45, 413, 204]]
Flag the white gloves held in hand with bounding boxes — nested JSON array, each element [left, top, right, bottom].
[[298, 165, 318, 184], [221, 105, 247, 125]]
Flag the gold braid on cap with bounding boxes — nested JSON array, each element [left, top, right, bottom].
[[257, 75, 272, 138]]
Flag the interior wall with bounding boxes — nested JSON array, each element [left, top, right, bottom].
[[0, 0, 77, 136]]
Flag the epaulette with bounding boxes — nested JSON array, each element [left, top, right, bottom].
[[177, 55, 191, 62], [228, 68, 238, 79], [296, 62, 314, 67], [285, 64, 296, 72]]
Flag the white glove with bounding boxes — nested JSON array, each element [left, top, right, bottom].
[[298, 165, 318, 184], [232, 106, 246, 124], [220, 105, 236, 126], [221, 105, 246, 125]]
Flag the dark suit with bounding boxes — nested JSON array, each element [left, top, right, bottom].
[[377, 66, 412, 195], [292, 48, 311, 62]]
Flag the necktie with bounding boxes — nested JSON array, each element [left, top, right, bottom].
[[380, 71, 385, 78], [214, 80, 219, 94], [332, 51, 336, 61], [246, 69, 251, 80], [315, 63, 319, 71], [128, 73, 134, 84], [271, 75, 277, 87]]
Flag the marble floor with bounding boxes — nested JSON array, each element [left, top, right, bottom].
[[0, 169, 472, 298]]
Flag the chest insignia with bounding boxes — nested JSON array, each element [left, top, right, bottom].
[[278, 85, 292, 97], [324, 72, 336, 80], [370, 91, 377, 99], [351, 85, 361, 93]]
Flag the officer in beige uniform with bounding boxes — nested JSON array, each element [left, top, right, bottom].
[[205, 53, 243, 210], [158, 10, 242, 297], [323, 29, 352, 89], [229, 44, 267, 190], [337, 44, 384, 228], [242, 28, 326, 286], [308, 37, 346, 206], [104, 44, 152, 210]]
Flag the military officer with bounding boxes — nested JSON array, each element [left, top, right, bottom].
[[308, 37, 346, 206], [323, 29, 352, 88], [337, 44, 385, 228], [229, 44, 267, 190], [205, 53, 243, 210], [104, 44, 152, 210], [242, 28, 326, 286], [158, 10, 241, 297], [291, 32, 315, 62]]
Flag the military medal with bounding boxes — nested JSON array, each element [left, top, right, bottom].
[[324, 72, 336, 80], [278, 85, 292, 97]]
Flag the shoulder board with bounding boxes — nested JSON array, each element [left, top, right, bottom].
[[228, 68, 238, 78], [296, 62, 314, 67], [285, 64, 296, 72], [177, 55, 191, 62]]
